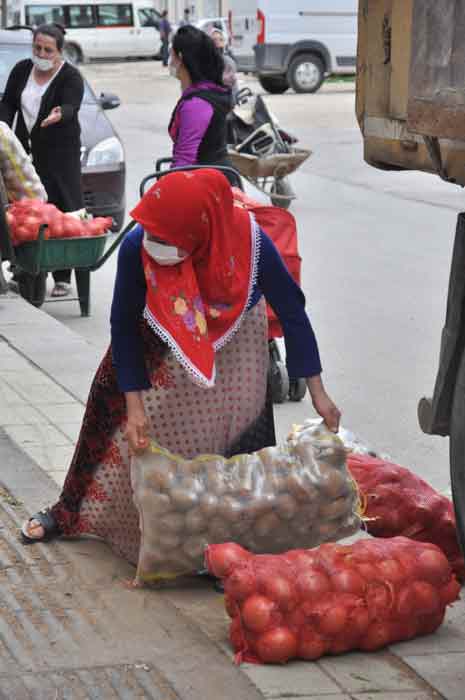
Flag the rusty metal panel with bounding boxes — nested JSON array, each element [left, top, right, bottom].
[[408, 0, 465, 138]]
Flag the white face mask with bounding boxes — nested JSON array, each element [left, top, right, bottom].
[[143, 233, 188, 266], [33, 55, 55, 72]]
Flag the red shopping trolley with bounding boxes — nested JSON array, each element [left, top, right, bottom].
[[232, 188, 307, 403]]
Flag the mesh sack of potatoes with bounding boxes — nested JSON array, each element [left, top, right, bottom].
[[0, 121, 47, 202], [131, 421, 361, 585]]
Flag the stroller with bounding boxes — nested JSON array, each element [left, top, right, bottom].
[[232, 188, 307, 403], [227, 88, 311, 210]]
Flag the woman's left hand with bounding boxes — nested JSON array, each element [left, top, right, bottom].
[[306, 374, 341, 433], [41, 106, 62, 128]]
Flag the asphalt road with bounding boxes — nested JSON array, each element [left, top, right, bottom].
[[45, 60, 465, 492]]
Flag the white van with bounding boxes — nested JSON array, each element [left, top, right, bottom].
[[15, 0, 162, 62], [228, 0, 357, 94]]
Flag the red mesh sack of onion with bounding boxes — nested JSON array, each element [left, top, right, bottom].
[[347, 453, 465, 581], [205, 537, 461, 664]]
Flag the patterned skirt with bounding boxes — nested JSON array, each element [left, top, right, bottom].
[[51, 300, 275, 565]]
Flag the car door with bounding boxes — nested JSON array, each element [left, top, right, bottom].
[[94, 3, 136, 58], [135, 7, 161, 57]]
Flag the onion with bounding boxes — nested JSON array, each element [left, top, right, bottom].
[[317, 603, 348, 637], [357, 561, 381, 582], [415, 548, 450, 585], [332, 569, 366, 596], [256, 627, 298, 664], [229, 616, 243, 651], [410, 581, 440, 615], [224, 594, 238, 619], [396, 585, 416, 618], [390, 618, 418, 642], [262, 576, 296, 611], [205, 543, 249, 578], [377, 558, 406, 586], [418, 610, 445, 636], [242, 594, 275, 633], [365, 581, 394, 619], [440, 578, 461, 606], [296, 569, 332, 600], [224, 568, 257, 602], [298, 631, 328, 660], [359, 622, 391, 651]]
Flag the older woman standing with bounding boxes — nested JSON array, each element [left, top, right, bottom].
[[19, 170, 340, 566], [0, 23, 84, 298]]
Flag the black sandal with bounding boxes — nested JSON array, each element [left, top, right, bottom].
[[21, 508, 61, 545]]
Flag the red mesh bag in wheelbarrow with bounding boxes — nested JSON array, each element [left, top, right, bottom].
[[347, 453, 465, 582], [232, 188, 301, 340], [206, 537, 461, 664]]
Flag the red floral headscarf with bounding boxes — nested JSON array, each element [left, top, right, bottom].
[[130, 169, 260, 387]]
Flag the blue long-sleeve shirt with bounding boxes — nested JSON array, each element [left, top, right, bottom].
[[110, 225, 322, 392]]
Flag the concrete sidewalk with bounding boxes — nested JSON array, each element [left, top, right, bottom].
[[1, 292, 464, 700]]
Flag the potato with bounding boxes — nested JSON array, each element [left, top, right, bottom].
[[158, 531, 181, 550], [266, 470, 287, 493], [317, 519, 345, 542], [317, 465, 349, 500], [199, 493, 219, 518], [170, 486, 199, 511], [318, 495, 353, 521], [315, 444, 348, 469], [257, 446, 281, 467], [285, 471, 318, 503], [275, 493, 298, 520], [144, 466, 176, 492], [208, 517, 232, 542], [216, 495, 243, 523], [204, 464, 226, 496], [183, 534, 209, 561], [159, 512, 186, 533], [145, 492, 171, 516], [184, 507, 207, 534], [254, 511, 281, 538], [245, 493, 276, 519], [231, 516, 254, 536]]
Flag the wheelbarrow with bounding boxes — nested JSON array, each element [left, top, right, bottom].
[[0, 171, 128, 316]]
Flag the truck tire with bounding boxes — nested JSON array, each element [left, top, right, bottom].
[[258, 75, 289, 94], [288, 53, 325, 93], [64, 42, 82, 64]]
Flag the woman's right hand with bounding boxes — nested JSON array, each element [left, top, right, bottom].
[[124, 391, 150, 453]]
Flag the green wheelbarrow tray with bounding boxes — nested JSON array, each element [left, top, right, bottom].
[[13, 223, 128, 277]]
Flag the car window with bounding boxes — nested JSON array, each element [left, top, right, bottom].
[[25, 4, 65, 27], [97, 4, 133, 27], [68, 5, 96, 28], [138, 8, 160, 28]]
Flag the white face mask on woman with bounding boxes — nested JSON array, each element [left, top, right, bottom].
[[32, 55, 55, 72], [143, 233, 188, 266]]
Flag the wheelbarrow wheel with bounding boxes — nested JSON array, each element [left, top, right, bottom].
[[270, 178, 294, 209], [289, 378, 307, 402], [18, 271, 47, 308], [449, 348, 465, 556]]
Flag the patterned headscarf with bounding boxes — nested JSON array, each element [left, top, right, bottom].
[[130, 169, 260, 387]]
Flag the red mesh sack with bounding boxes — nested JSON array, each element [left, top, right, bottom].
[[206, 537, 461, 664], [347, 454, 465, 581]]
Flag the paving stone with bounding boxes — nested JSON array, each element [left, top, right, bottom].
[[403, 653, 465, 700], [19, 443, 75, 472], [352, 693, 436, 700], [53, 421, 81, 443], [48, 470, 67, 487], [3, 423, 72, 448], [319, 652, 427, 694], [36, 402, 85, 424], [0, 402, 49, 427], [9, 381, 75, 406], [242, 660, 341, 697]]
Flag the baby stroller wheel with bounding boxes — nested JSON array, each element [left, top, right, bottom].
[[270, 178, 294, 210], [269, 360, 290, 404], [289, 378, 307, 402]]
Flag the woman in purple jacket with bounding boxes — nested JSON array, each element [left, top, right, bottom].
[[168, 26, 234, 179]]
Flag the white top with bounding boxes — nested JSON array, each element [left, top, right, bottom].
[[21, 63, 65, 133]]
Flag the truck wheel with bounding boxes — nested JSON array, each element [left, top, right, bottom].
[[64, 42, 82, 64], [18, 272, 47, 308], [449, 349, 465, 556], [288, 53, 324, 93], [258, 75, 289, 94]]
